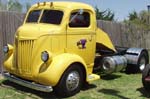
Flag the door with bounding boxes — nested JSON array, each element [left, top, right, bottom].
[[67, 9, 96, 66]]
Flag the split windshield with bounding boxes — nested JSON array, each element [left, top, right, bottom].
[[26, 10, 63, 25], [26, 10, 41, 22]]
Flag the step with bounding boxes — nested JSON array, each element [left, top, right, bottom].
[[87, 74, 100, 82]]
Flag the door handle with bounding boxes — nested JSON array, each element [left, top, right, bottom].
[[89, 33, 93, 42]]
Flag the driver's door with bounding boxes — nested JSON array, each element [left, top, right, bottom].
[[67, 9, 96, 66]]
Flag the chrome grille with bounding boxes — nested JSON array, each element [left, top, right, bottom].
[[15, 39, 34, 75]]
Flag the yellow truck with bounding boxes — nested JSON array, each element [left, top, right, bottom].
[[3, 2, 149, 97]]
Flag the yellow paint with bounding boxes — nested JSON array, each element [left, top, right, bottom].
[[87, 74, 100, 82], [3, 2, 116, 87], [37, 53, 88, 86], [96, 28, 116, 52]]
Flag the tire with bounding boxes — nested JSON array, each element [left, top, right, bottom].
[[54, 64, 83, 97], [142, 64, 150, 92], [125, 50, 149, 74], [138, 50, 149, 71]]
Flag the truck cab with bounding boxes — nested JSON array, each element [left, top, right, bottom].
[[3, 2, 149, 97]]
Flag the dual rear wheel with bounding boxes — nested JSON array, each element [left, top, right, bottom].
[[126, 50, 149, 73]]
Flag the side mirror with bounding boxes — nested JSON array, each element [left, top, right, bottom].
[[79, 9, 84, 15], [69, 9, 84, 24]]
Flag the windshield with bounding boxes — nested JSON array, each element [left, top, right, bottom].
[[26, 10, 63, 25], [26, 10, 41, 23], [40, 10, 63, 25]]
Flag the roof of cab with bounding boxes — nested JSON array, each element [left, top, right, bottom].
[[31, 1, 95, 12]]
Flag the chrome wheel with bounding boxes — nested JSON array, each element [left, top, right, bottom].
[[66, 71, 80, 91], [139, 57, 146, 71], [54, 65, 83, 97]]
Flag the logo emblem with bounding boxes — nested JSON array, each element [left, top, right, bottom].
[[77, 39, 87, 49]]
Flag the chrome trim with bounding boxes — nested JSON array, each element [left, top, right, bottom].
[[3, 73, 53, 92], [66, 71, 80, 91], [126, 48, 143, 54], [124, 48, 143, 64], [102, 56, 127, 74]]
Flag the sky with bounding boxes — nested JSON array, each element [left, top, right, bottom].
[[19, 0, 150, 21]]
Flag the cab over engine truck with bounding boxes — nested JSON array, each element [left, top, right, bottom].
[[3, 2, 149, 97]]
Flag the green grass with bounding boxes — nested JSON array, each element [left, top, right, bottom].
[[0, 73, 150, 99]]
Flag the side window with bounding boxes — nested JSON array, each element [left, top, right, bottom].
[[69, 12, 90, 27]]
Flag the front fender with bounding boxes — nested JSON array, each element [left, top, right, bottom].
[[3, 44, 14, 71], [37, 53, 88, 86], [4, 44, 14, 60]]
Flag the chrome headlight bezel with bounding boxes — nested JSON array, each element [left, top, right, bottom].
[[41, 51, 49, 62], [3, 45, 9, 53]]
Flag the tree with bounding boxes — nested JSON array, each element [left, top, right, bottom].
[[139, 10, 150, 25], [125, 10, 150, 30], [7, 0, 22, 12], [0, 0, 5, 10], [0, 0, 23, 12], [0, 0, 1, 6], [128, 11, 138, 21], [26, 2, 31, 12], [25, 0, 32, 12], [95, 6, 115, 21]]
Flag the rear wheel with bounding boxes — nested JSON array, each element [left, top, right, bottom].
[[54, 64, 83, 97], [138, 51, 149, 71], [126, 50, 148, 73], [142, 64, 150, 92]]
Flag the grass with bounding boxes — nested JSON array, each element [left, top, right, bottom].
[[0, 73, 150, 99]]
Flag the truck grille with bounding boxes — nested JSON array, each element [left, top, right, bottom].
[[14, 39, 34, 76]]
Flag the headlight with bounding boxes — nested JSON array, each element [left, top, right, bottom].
[[41, 51, 49, 62], [3, 45, 9, 53]]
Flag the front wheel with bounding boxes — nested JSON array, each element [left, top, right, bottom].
[[142, 64, 150, 92], [54, 64, 83, 97]]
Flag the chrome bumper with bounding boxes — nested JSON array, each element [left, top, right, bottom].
[[3, 73, 53, 92]]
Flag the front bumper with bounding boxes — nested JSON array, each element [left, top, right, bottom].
[[3, 73, 53, 92]]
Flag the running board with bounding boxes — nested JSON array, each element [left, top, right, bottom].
[[87, 74, 100, 82]]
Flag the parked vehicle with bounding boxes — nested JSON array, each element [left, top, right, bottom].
[[3, 2, 149, 97], [142, 64, 150, 92]]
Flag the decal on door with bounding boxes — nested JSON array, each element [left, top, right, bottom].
[[77, 39, 87, 49]]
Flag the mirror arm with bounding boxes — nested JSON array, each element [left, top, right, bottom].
[[69, 9, 84, 24]]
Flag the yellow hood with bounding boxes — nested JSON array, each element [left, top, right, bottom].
[[16, 24, 62, 39]]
